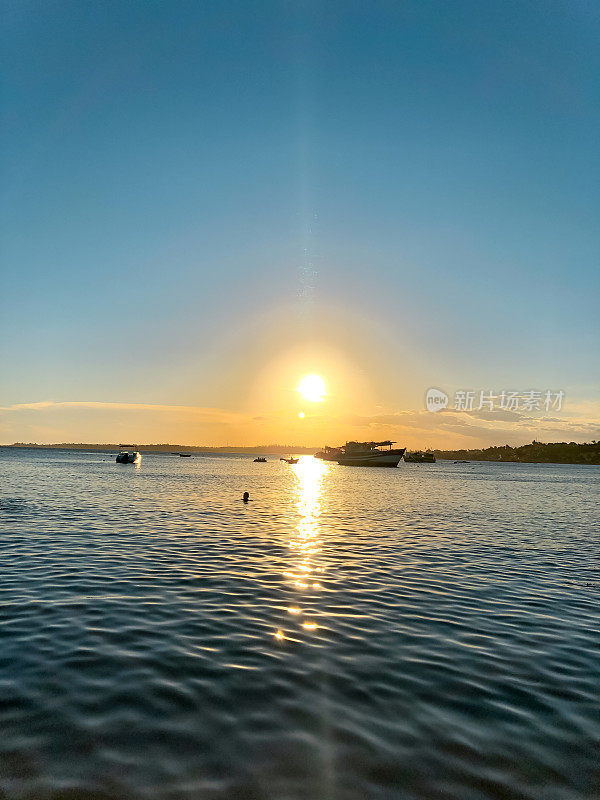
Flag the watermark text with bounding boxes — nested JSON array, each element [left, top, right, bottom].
[[426, 389, 564, 413]]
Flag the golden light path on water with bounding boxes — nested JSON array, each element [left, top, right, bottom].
[[276, 455, 329, 641]]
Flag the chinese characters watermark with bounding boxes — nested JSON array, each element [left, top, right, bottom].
[[426, 388, 564, 413]]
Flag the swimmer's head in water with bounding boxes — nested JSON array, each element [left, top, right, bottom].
[[243, 491, 249, 502]]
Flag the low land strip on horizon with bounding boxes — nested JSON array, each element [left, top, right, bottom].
[[2, 441, 599, 464]]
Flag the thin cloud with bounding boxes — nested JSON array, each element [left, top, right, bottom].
[[340, 408, 599, 442], [0, 400, 247, 424]]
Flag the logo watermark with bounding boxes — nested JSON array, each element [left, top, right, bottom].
[[426, 389, 565, 413], [426, 388, 449, 413]]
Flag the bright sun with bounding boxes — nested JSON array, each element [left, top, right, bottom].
[[297, 374, 326, 403]]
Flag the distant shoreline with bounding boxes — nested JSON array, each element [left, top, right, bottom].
[[434, 441, 600, 465], [1, 443, 319, 456], [2, 441, 599, 465]]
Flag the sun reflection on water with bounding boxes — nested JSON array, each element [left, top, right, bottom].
[[275, 455, 329, 641]]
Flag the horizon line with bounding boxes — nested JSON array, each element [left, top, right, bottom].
[[2, 440, 598, 451]]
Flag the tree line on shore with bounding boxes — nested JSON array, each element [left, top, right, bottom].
[[434, 441, 600, 464]]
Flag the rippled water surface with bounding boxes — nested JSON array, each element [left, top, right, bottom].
[[0, 449, 598, 799]]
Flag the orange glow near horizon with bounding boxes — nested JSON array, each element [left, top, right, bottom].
[[240, 344, 377, 441]]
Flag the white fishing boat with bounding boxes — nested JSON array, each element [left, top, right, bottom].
[[336, 441, 406, 468]]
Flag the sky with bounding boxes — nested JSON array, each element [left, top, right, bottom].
[[1, 0, 598, 448]]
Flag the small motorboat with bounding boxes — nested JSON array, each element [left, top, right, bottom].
[[253, 457, 267, 462], [281, 457, 299, 465], [178, 453, 192, 457], [116, 451, 141, 464]]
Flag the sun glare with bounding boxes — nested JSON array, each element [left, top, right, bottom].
[[297, 374, 326, 403]]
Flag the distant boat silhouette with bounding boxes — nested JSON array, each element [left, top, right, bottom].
[[315, 446, 342, 461], [404, 451, 436, 463]]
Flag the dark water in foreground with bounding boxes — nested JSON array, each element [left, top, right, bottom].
[[0, 449, 598, 800]]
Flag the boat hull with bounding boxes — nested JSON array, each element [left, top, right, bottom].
[[337, 449, 405, 468]]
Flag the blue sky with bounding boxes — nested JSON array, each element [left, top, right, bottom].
[[1, 1, 598, 445]]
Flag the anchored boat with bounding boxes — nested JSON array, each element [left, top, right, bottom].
[[404, 451, 436, 463], [314, 446, 343, 461], [337, 441, 406, 468], [116, 450, 141, 464]]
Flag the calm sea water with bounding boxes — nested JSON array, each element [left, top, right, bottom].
[[0, 448, 598, 800]]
